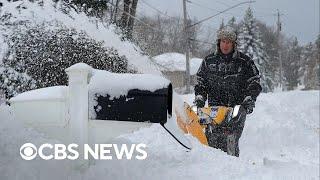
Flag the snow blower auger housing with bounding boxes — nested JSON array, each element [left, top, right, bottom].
[[177, 103, 247, 155]]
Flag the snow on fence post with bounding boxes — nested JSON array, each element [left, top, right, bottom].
[[65, 63, 92, 169]]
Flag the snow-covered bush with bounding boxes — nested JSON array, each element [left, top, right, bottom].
[[0, 16, 131, 99], [0, 0, 160, 99], [0, 65, 36, 99]]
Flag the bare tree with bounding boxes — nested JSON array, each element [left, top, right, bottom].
[[119, 0, 139, 39], [133, 15, 204, 58], [127, 0, 138, 37], [120, 0, 131, 29]]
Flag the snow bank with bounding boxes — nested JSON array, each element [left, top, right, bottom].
[[0, 104, 70, 180], [153, 52, 203, 75], [179, 90, 319, 179], [0, 90, 318, 180], [9, 86, 67, 102], [0, 0, 161, 74]]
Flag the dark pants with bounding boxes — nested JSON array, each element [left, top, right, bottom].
[[206, 114, 246, 157]]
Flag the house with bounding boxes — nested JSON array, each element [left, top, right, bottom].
[[152, 53, 203, 89]]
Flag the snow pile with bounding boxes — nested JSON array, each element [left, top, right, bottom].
[[89, 69, 170, 99], [0, 105, 70, 180], [0, 0, 161, 74], [0, 90, 318, 179], [179, 90, 319, 179], [65, 63, 93, 72], [153, 53, 203, 75], [9, 86, 67, 102], [83, 91, 319, 180]]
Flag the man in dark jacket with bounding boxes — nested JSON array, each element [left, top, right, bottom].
[[194, 27, 262, 156]]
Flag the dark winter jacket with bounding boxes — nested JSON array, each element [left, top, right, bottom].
[[195, 50, 262, 107]]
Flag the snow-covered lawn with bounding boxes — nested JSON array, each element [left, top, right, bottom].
[[0, 90, 318, 180]]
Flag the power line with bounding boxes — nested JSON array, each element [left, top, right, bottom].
[[184, 3, 220, 32], [188, 0, 236, 16], [106, 1, 167, 34], [188, 1, 255, 28], [188, 0, 221, 12], [107, 1, 208, 47], [195, 0, 231, 8], [109, 0, 147, 22], [189, 38, 215, 45], [139, 0, 175, 19], [188, 1, 276, 24], [139, 0, 220, 32], [106, 2, 176, 71]]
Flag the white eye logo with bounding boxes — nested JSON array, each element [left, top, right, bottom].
[[20, 143, 37, 160]]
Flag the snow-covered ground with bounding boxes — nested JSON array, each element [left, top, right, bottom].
[[0, 2, 318, 180], [0, 90, 319, 180]]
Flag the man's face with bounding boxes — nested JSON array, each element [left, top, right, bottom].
[[219, 39, 234, 55]]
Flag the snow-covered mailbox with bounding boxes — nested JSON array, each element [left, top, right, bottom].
[[10, 63, 172, 144]]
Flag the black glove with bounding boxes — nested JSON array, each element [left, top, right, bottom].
[[194, 95, 205, 108], [242, 96, 255, 114]]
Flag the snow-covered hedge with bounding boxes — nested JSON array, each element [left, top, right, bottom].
[[0, 1, 144, 99], [1, 21, 131, 98]]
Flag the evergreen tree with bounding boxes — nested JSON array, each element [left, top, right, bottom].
[[301, 42, 314, 89], [219, 19, 225, 30], [227, 16, 238, 35], [256, 21, 279, 87], [62, 0, 109, 18], [227, 17, 236, 27], [283, 37, 302, 90], [304, 34, 320, 89], [238, 7, 273, 92]]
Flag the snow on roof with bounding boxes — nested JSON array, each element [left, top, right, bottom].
[[10, 86, 68, 102], [152, 53, 203, 75], [89, 70, 171, 99], [0, 1, 161, 75]]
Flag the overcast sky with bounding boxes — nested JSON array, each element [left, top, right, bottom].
[[137, 0, 319, 45]]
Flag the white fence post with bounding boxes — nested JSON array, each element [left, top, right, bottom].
[[65, 63, 92, 169]]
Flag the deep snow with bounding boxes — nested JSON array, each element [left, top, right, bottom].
[[0, 90, 319, 180], [10, 86, 67, 102], [89, 69, 170, 99], [0, 1, 318, 180]]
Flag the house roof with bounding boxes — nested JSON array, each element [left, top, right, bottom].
[[152, 53, 203, 75]]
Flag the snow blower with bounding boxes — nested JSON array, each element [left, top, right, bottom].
[[176, 103, 247, 156]]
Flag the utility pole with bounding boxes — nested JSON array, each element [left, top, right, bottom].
[[276, 9, 283, 91], [183, 0, 191, 93]]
